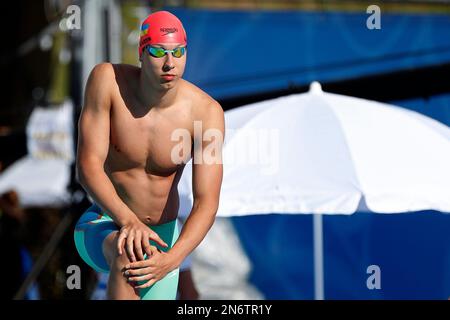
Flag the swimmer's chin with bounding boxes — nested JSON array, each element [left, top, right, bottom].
[[159, 79, 178, 89]]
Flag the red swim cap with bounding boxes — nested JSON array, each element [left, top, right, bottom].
[[139, 11, 187, 58]]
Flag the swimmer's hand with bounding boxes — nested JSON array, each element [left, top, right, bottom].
[[123, 246, 177, 289], [117, 220, 168, 262]]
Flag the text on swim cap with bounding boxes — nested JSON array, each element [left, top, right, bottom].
[[160, 27, 178, 34]]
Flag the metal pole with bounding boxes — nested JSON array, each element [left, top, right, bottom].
[[313, 213, 324, 300], [107, 0, 122, 64]]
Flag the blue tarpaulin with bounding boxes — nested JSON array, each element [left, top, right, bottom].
[[172, 9, 450, 99], [232, 211, 450, 299]]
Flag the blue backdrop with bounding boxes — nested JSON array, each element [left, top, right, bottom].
[[232, 211, 450, 299], [174, 8, 450, 100]]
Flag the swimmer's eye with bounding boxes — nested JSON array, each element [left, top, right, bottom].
[[146, 46, 186, 58], [147, 46, 166, 58], [171, 47, 186, 58]]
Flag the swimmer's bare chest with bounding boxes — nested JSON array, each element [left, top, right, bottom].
[[105, 91, 192, 225]]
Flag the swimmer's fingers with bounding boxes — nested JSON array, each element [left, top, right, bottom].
[[125, 257, 156, 270], [125, 267, 152, 277], [134, 233, 145, 261], [117, 228, 129, 255], [148, 231, 168, 248], [134, 278, 157, 289], [126, 230, 137, 262], [127, 273, 153, 284], [142, 240, 158, 258]]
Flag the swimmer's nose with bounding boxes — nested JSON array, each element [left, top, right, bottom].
[[163, 54, 175, 71]]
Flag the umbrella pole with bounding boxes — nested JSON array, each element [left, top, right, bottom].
[[313, 213, 324, 300]]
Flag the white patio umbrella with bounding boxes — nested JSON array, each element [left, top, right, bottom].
[[178, 82, 450, 299]]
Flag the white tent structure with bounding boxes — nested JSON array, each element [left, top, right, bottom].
[[178, 82, 450, 299]]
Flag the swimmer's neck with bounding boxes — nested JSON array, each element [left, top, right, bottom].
[[138, 68, 180, 110]]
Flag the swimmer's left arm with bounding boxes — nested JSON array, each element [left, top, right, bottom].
[[168, 100, 225, 267]]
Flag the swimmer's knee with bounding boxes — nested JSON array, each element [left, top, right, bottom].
[[102, 231, 130, 270]]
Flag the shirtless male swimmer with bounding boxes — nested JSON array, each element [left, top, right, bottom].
[[73, 11, 224, 300]]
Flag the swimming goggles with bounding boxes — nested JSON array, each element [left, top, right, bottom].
[[145, 45, 186, 58]]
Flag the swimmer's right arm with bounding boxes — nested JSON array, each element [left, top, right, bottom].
[[76, 63, 167, 260]]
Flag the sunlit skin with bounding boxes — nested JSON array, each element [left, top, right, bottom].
[[139, 44, 187, 95], [77, 42, 224, 299]]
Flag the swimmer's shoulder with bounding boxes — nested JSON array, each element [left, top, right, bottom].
[[88, 62, 116, 83], [112, 63, 141, 77], [85, 63, 117, 99], [87, 63, 141, 106], [83, 63, 116, 111], [88, 62, 139, 88], [180, 79, 224, 120]]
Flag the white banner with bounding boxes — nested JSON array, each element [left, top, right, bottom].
[[26, 100, 74, 163]]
